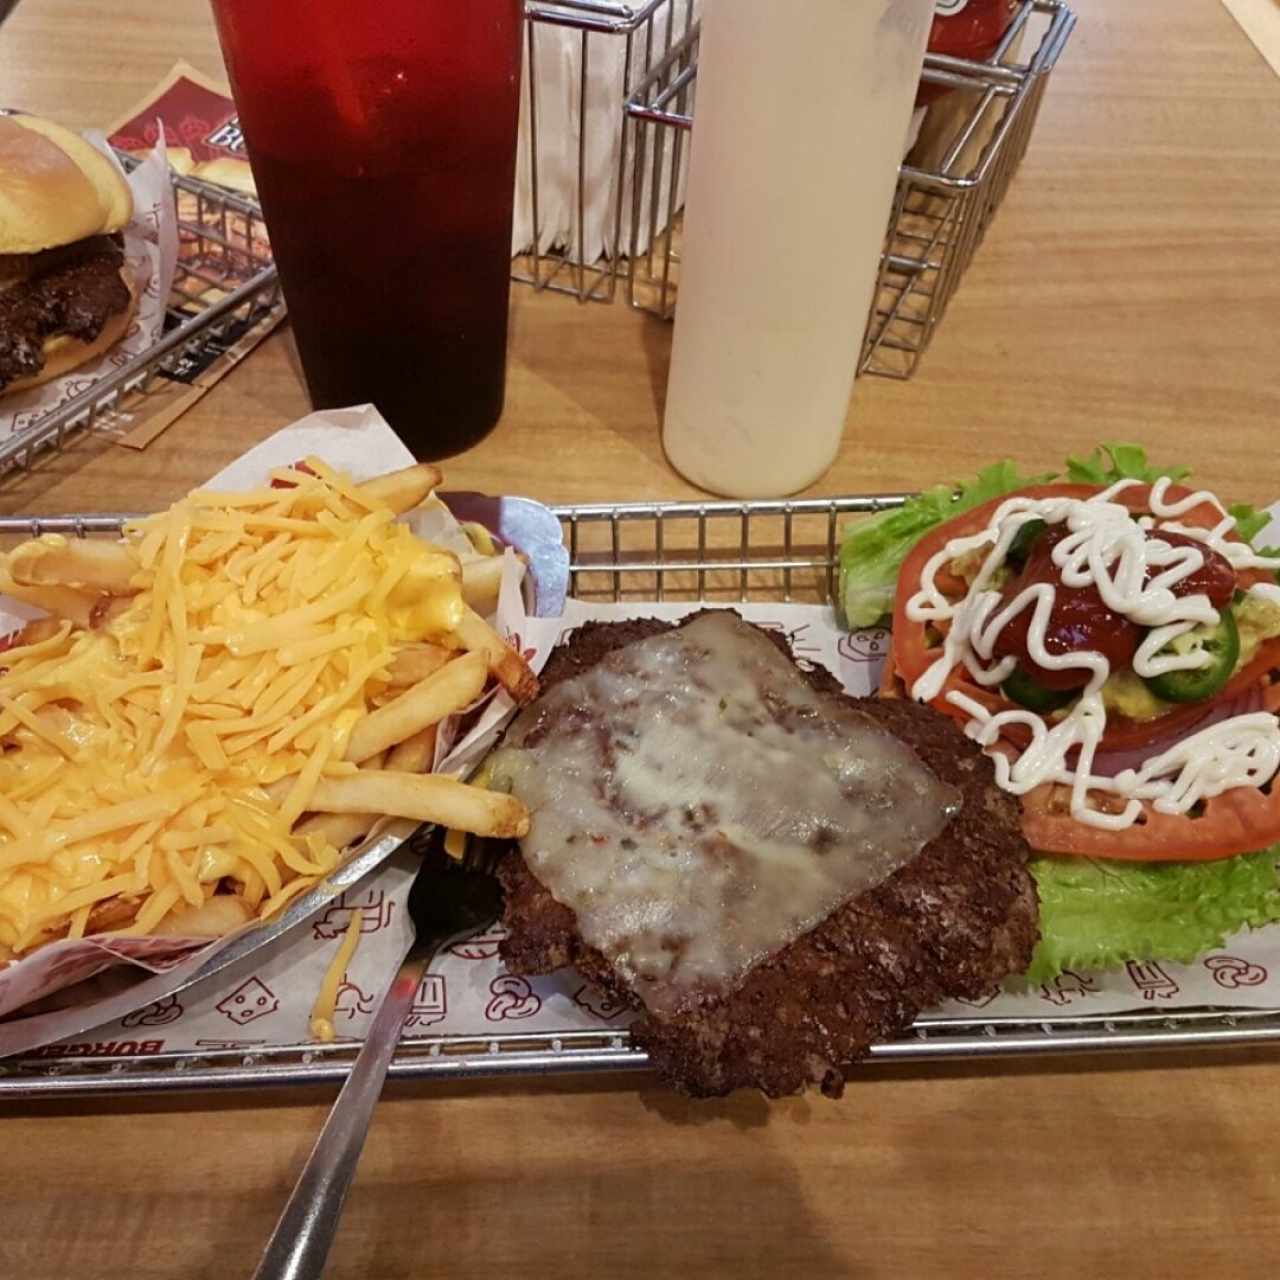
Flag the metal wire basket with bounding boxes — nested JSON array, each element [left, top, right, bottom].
[[530, 0, 1075, 379], [0, 152, 283, 481], [864, 0, 1076, 378], [515, 0, 698, 303], [3, 490, 1278, 1099]]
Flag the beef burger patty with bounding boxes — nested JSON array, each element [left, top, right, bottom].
[[493, 612, 1039, 1098]]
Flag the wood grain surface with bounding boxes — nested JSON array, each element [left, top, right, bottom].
[[2, 1, 1280, 1276]]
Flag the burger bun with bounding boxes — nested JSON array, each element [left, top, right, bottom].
[[0, 114, 134, 255]]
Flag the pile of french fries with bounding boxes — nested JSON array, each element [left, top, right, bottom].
[[0, 459, 536, 962]]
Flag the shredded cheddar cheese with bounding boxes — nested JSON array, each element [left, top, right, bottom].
[[310, 907, 364, 1043], [0, 459, 465, 959]]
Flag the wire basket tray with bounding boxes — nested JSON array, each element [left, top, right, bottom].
[[0, 150, 283, 480], [515, 0, 698, 304], [3, 489, 1280, 1099], [623, 0, 1075, 378]]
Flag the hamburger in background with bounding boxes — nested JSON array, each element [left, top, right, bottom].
[[0, 113, 139, 399]]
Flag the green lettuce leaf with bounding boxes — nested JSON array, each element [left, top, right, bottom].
[[1063, 448, 1272, 550], [1066, 448, 1278, 553], [1228, 503, 1276, 548], [1026, 850, 1280, 983], [1065, 442, 1191, 487], [837, 460, 1052, 627], [836, 441, 1193, 629]]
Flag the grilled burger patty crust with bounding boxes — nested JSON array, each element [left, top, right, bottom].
[[0, 235, 131, 391], [497, 614, 1040, 1097]]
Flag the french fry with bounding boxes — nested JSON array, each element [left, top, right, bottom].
[[452, 606, 538, 705], [293, 810, 375, 849], [89, 595, 131, 630], [460, 554, 505, 617], [9, 617, 63, 648], [386, 724, 437, 774], [0, 567, 106, 630], [290, 751, 388, 848], [354, 462, 443, 515], [6, 537, 139, 595], [155, 893, 254, 938], [294, 728, 438, 847], [344, 652, 486, 764], [85, 894, 142, 935], [460, 521, 497, 557], [308, 772, 530, 838], [386, 642, 454, 690]]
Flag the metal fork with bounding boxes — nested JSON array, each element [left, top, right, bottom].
[[251, 831, 505, 1280]]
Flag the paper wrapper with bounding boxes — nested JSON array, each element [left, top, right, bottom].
[[102, 64, 283, 450], [0, 407, 536, 1049], [0, 136, 177, 445], [19, 508, 1280, 1063]]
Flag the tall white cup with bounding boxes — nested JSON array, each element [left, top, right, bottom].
[[662, 0, 934, 498]]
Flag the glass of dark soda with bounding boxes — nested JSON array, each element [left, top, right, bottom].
[[210, 0, 523, 459]]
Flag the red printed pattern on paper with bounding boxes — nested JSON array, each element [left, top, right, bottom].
[[109, 75, 245, 167], [485, 975, 541, 1021]]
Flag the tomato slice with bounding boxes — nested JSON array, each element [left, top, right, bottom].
[[1021, 786, 1280, 860], [887, 481, 1280, 861], [1101, 640, 1280, 751], [889, 481, 1274, 751], [1018, 683, 1280, 859]]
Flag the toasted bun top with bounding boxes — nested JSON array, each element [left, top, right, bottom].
[[0, 115, 133, 255]]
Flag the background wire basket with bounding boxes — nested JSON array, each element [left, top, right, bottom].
[[863, 0, 1076, 378], [0, 151, 283, 481], [524, 0, 1075, 379], [514, 0, 699, 303]]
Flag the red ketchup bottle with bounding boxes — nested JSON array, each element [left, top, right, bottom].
[[917, 0, 1020, 105]]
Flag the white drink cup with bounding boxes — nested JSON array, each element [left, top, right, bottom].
[[662, 0, 934, 498]]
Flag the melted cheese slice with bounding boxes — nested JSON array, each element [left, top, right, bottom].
[[490, 612, 959, 1016], [0, 459, 464, 956]]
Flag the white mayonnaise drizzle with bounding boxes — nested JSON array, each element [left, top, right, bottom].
[[905, 478, 1280, 830]]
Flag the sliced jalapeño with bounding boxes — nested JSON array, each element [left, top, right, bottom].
[[1005, 518, 1047, 571], [1143, 608, 1240, 705], [1002, 664, 1077, 714]]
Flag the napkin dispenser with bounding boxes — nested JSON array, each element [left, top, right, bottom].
[[513, 0, 699, 300]]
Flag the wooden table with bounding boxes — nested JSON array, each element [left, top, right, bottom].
[[3, 1, 1280, 1276]]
